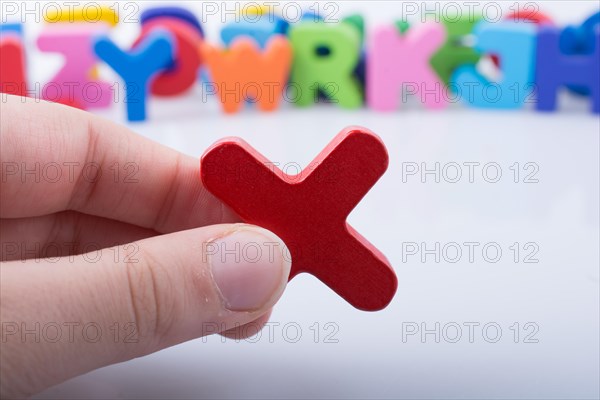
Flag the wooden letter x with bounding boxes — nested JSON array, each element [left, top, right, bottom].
[[200, 126, 397, 311]]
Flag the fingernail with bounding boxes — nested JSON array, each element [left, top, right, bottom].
[[209, 226, 290, 312]]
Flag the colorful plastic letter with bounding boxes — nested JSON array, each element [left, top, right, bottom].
[[560, 12, 599, 95], [300, 11, 323, 22], [536, 27, 599, 113], [44, 5, 118, 26], [452, 22, 537, 109], [140, 6, 203, 36], [94, 30, 174, 121], [395, 20, 410, 34], [0, 35, 27, 96], [343, 15, 366, 85], [342, 14, 364, 42], [561, 12, 599, 54], [505, 9, 554, 25], [0, 22, 23, 37], [37, 25, 113, 109], [289, 22, 362, 108], [201, 36, 292, 113], [430, 16, 481, 86], [367, 22, 447, 111], [135, 18, 202, 96], [201, 126, 397, 311], [221, 17, 288, 49], [489, 10, 554, 67]]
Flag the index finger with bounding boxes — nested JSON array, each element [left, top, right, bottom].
[[0, 95, 238, 232]]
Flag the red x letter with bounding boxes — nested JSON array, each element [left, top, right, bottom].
[[200, 126, 397, 311]]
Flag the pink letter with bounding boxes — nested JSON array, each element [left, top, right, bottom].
[[367, 23, 446, 111], [37, 25, 112, 109]]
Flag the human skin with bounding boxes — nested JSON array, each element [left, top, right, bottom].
[[0, 95, 291, 398]]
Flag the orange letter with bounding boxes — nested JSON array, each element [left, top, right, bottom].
[[202, 36, 292, 113]]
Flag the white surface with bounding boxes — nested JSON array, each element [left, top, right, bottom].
[[8, 1, 599, 399]]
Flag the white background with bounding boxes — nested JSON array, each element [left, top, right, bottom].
[[5, 1, 599, 399]]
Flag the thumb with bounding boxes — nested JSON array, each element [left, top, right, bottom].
[[0, 223, 291, 398]]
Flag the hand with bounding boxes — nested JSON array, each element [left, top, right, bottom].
[[0, 95, 291, 398]]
